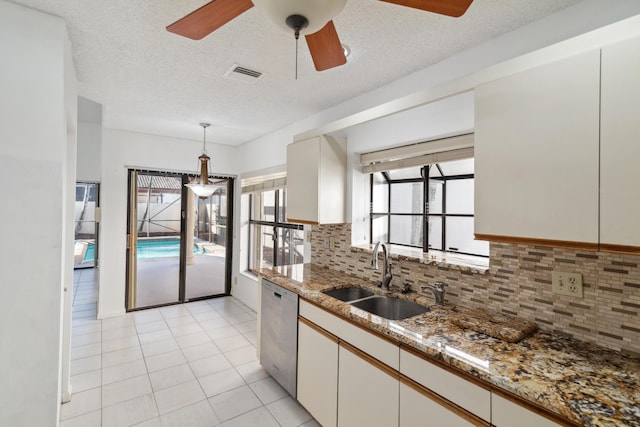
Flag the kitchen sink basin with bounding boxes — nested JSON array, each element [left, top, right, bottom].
[[350, 296, 429, 320], [323, 287, 375, 302]]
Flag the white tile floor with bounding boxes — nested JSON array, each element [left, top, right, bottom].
[[64, 269, 319, 427]]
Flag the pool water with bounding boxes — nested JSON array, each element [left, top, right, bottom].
[[83, 238, 204, 261], [84, 244, 95, 262]]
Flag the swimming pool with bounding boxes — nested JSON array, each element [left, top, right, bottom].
[[83, 238, 204, 261]]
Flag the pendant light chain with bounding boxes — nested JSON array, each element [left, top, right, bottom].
[[201, 122, 209, 155], [286, 14, 308, 81]]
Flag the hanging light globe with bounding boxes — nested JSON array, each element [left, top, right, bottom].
[[185, 123, 216, 198]]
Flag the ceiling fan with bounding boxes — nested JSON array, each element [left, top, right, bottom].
[[167, 0, 474, 72]]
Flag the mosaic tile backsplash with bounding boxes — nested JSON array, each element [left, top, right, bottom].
[[311, 223, 640, 355]]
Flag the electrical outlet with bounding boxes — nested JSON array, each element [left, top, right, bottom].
[[329, 236, 335, 249], [551, 271, 583, 297]]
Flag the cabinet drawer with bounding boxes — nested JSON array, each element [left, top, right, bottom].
[[299, 299, 399, 369], [400, 348, 490, 422]]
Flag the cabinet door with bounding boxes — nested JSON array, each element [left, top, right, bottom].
[[492, 394, 561, 427], [474, 50, 600, 246], [338, 343, 399, 427], [286, 136, 346, 224], [287, 137, 320, 224], [600, 36, 640, 251], [399, 380, 481, 427], [297, 319, 338, 427]]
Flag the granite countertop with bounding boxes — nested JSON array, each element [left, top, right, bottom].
[[257, 264, 640, 427]]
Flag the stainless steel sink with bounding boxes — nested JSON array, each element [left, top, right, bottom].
[[350, 296, 429, 320], [323, 287, 375, 302]]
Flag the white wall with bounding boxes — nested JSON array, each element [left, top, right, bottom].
[[77, 97, 103, 182], [0, 1, 76, 425], [60, 36, 79, 406], [98, 129, 238, 318]]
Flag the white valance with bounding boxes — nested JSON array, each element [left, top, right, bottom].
[[241, 170, 287, 194], [360, 133, 474, 173]]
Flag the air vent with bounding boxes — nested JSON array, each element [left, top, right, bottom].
[[223, 64, 263, 84]]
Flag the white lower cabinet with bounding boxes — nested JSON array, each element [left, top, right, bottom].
[[492, 393, 561, 427], [399, 379, 479, 427], [399, 348, 491, 422], [297, 301, 562, 427], [297, 319, 338, 427], [338, 343, 399, 427]]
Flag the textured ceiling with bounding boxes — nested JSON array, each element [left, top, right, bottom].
[[10, 0, 582, 145]]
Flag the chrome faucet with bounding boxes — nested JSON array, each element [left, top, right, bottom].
[[422, 282, 446, 305], [370, 241, 392, 291]]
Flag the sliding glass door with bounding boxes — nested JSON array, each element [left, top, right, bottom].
[[126, 170, 234, 311], [185, 180, 231, 299]]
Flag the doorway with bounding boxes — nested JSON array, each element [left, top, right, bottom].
[[126, 169, 234, 310], [74, 182, 99, 269]]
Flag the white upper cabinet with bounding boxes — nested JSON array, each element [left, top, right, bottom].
[[600, 36, 640, 252], [474, 50, 601, 247], [286, 135, 347, 224]]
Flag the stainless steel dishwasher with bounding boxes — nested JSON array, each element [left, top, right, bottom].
[[260, 279, 298, 398]]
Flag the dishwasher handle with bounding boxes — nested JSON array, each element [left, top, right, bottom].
[[273, 291, 282, 299]]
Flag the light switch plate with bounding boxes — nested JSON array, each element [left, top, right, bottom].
[[551, 271, 583, 297]]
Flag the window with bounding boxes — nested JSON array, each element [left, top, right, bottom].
[[248, 189, 304, 269], [75, 184, 96, 202], [370, 158, 489, 257]]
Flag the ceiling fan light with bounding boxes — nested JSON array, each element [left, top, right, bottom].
[[252, 0, 346, 35]]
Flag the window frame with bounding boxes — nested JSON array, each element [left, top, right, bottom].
[[248, 188, 304, 269], [369, 164, 486, 258]]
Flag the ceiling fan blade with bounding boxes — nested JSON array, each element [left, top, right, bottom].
[[379, 0, 473, 17], [167, 0, 254, 40], [305, 21, 347, 72]]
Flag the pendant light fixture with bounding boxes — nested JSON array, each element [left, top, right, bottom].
[[185, 123, 216, 198]]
